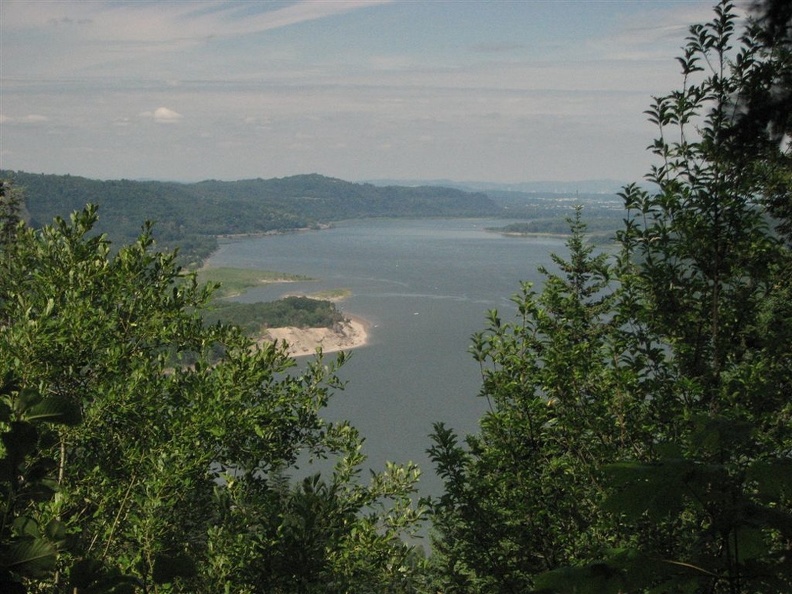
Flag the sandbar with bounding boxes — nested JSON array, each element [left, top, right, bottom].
[[258, 315, 369, 357]]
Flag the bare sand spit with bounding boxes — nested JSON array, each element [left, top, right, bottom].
[[259, 315, 369, 357]]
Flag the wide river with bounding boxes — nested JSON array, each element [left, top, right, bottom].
[[206, 218, 567, 496]]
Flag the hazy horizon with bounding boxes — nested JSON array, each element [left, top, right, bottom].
[[2, 1, 731, 184], [1, 168, 630, 194]]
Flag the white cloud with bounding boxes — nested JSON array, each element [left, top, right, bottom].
[[0, 0, 735, 183], [0, 114, 49, 124], [2, 1, 393, 44], [209, 0, 394, 38], [1, 0, 395, 86], [593, 4, 737, 62], [140, 107, 184, 124]]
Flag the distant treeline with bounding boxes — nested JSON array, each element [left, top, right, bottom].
[[2, 169, 629, 265], [2, 171, 500, 265], [491, 217, 623, 236]]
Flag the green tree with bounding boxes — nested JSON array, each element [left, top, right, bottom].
[[616, 0, 787, 420], [208, 447, 427, 593], [428, 209, 634, 592], [536, 2, 792, 592], [0, 204, 427, 592], [736, 0, 792, 239], [571, 3, 792, 590], [0, 181, 22, 248], [0, 375, 87, 593], [732, 0, 791, 148], [430, 2, 792, 593]]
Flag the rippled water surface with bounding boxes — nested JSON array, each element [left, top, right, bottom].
[[207, 218, 567, 495]]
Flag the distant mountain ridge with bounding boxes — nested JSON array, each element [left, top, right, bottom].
[[2, 170, 632, 265], [1, 170, 501, 265]]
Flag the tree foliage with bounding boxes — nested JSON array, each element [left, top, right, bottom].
[[204, 296, 347, 337], [0, 204, 427, 593], [429, 2, 792, 593], [428, 209, 641, 593]]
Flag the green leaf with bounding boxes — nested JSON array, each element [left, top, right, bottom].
[[689, 414, 754, 456], [24, 397, 82, 426], [0, 537, 58, 577], [44, 519, 67, 544], [11, 516, 41, 538], [12, 388, 41, 416]]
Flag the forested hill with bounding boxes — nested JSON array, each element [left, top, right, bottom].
[[1, 170, 500, 264]]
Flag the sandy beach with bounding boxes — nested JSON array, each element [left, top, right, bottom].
[[259, 315, 369, 357]]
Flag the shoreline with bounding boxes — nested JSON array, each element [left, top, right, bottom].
[[257, 314, 370, 357], [216, 223, 332, 241]]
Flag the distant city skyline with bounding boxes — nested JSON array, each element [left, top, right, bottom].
[[2, 1, 733, 184]]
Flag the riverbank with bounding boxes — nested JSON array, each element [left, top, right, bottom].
[[216, 223, 332, 240], [259, 315, 369, 357]]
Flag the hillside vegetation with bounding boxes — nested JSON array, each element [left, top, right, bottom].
[[1, 169, 630, 266], [0, 171, 500, 265]]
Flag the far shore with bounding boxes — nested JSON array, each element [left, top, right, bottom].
[[216, 223, 332, 240], [257, 314, 370, 357]]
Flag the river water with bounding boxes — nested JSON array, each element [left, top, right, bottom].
[[206, 218, 567, 496]]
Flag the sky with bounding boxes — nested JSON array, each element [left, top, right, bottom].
[[1, 0, 735, 185]]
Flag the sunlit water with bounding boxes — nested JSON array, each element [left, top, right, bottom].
[[206, 218, 567, 496]]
